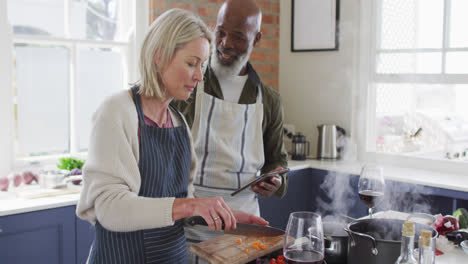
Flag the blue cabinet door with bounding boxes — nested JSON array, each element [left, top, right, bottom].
[[259, 169, 327, 230], [76, 216, 95, 264], [0, 206, 76, 264]]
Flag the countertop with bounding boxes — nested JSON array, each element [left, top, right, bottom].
[[0, 164, 467, 263], [1, 159, 468, 216], [0, 190, 80, 217], [435, 248, 467, 263], [288, 159, 468, 193]]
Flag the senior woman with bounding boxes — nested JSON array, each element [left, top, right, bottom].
[[76, 9, 267, 264]]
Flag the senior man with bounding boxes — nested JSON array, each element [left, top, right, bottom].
[[174, 0, 288, 261]]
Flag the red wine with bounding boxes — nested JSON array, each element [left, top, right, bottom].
[[284, 249, 324, 263], [359, 190, 384, 208]]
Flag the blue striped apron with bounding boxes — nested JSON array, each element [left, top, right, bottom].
[[186, 79, 265, 264], [88, 86, 191, 264], [191, 80, 265, 215]]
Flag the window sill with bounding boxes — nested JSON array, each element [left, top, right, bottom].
[[14, 153, 88, 170]]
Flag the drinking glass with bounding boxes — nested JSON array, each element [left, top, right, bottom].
[[358, 164, 385, 218], [283, 212, 325, 264]]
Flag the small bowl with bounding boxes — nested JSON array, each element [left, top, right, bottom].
[[461, 240, 468, 255]]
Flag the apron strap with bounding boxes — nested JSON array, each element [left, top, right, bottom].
[[196, 80, 205, 97], [169, 103, 189, 130], [256, 83, 263, 105], [131, 86, 146, 124], [132, 86, 189, 130]]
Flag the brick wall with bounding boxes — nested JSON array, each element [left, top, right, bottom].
[[149, 0, 280, 90]]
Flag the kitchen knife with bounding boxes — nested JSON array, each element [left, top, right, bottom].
[[185, 216, 285, 237]]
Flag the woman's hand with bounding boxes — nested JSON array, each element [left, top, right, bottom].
[[233, 210, 269, 226], [173, 197, 236, 231]]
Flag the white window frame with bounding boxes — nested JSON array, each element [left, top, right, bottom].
[[0, 0, 148, 174], [355, 0, 468, 176], [0, 0, 14, 177]]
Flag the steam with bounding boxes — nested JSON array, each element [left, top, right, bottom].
[[316, 171, 356, 219], [339, 136, 358, 161], [380, 183, 432, 214], [317, 170, 433, 240], [317, 171, 433, 221]]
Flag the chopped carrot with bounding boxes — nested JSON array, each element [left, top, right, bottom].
[[252, 244, 259, 250], [244, 249, 249, 253], [260, 244, 268, 249], [236, 238, 242, 244]]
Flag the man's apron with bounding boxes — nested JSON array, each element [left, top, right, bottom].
[[88, 87, 191, 264], [186, 80, 265, 263]]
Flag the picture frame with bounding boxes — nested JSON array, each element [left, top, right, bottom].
[[291, 0, 340, 52]]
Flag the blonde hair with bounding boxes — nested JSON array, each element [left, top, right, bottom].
[[138, 8, 213, 99]]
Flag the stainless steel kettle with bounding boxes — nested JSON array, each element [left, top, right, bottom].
[[317, 124, 346, 159]]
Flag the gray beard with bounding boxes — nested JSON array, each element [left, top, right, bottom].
[[210, 45, 253, 80]]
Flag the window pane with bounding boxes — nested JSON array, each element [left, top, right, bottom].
[[7, 0, 64, 37], [15, 45, 69, 156], [450, 0, 468, 48], [76, 47, 124, 151], [380, 0, 443, 49], [376, 84, 415, 116], [375, 83, 468, 159], [376, 52, 441, 74], [454, 85, 468, 121], [71, 0, 120, 41], [446, 52, 468, 74]]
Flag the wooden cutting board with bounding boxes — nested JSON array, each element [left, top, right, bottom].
[[190, 233, 285, 264]]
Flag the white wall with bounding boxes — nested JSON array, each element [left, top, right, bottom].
[[279, 0, 361, 157]]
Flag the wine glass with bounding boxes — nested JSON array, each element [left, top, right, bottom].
[[358, 164, 385, 218], [284, 212, 325, 264]]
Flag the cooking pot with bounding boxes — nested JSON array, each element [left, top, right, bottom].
[[323, 221, 348, 264], [344, 218, 437, 264]]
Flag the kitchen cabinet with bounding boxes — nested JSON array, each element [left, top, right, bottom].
[[0, 206, 76, 264], [0, 205, 95, 264], [259, 168, 329, 230], [259, 168, 468, 230], [76, 217, 94, 264]]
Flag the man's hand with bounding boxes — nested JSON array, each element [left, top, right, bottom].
[[251, 167, 284, 197]]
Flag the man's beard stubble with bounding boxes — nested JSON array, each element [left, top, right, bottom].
[[210, 44, 254, 80]]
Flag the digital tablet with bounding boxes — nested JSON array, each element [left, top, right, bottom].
[[231, 168, 290, 196]]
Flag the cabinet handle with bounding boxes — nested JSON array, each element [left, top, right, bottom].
[[0, 228, 2, 233]]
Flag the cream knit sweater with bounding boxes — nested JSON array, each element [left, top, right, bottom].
[[76, 90, 197, 232]]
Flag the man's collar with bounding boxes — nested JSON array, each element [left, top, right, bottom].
[[245, 62, 261, 87]]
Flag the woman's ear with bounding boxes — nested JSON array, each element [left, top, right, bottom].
[[154, 49, 166, 74], [153, 50, 161, 65]]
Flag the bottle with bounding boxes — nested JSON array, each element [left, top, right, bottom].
[[418, 230, 435, 264], [395, 221, 418, 264]]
